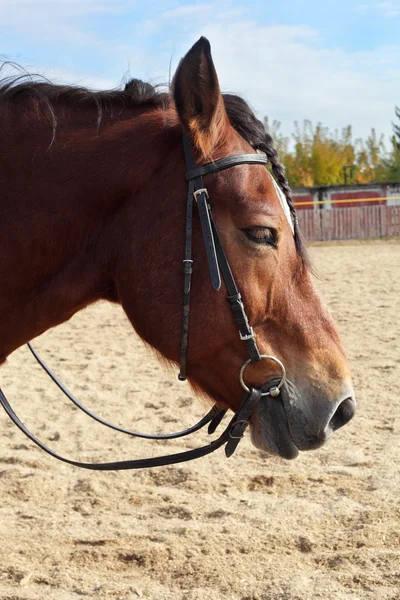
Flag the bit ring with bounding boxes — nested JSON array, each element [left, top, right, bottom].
[[239, 355, 286, 397]]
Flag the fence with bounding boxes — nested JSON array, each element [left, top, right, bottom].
[[297, 205, 400, 241]]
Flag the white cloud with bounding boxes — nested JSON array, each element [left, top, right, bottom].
[[377, 1, 400, 16], [161, 4, 213, 19], [0, 61, 119, 91], [0, 0, 131, 15], [167, 20, 399, 141], [1, 2, 398, 142], [0, 0, 133, 48], [355, 2, 400, 17], [110, 16, 398, 141]]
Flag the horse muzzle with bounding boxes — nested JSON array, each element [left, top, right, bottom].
[[249, 379, 356, 459]]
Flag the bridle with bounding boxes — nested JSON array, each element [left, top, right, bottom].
[[0, 133, 288, 470]]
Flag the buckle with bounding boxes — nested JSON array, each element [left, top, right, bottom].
[[229, 419, 249, 439], [193, 188, 209, 201], [240, 327, 255, 342]]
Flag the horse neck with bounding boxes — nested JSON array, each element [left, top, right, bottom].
[[0, 108, 181, 357]]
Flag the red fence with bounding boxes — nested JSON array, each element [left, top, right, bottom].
[[297, 205, 400, 241]]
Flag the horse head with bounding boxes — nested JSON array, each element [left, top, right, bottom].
[[114, 38, 355, 459]]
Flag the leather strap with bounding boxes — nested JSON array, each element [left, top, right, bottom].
[[208, 407, 227, 434], [195, 190, 221, 290], [178, 176, 195, 381], [0, 133, 271, 472], [186, 154, 268, 180], [225, 388, 262, 457], [179, 133, 263, 380], [179, 135, 198, 380], [0, 386, 259, 470], [28, 343, 224, 441], [210, 218, 261, 362]]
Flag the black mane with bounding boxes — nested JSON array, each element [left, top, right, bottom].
[[0, 72, 307, 263]]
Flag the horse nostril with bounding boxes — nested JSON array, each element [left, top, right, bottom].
[[329, 396, 356, 431]]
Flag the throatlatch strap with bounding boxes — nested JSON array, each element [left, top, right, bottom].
[[178, 179, 195, 381], [179, 135, 197, 380]]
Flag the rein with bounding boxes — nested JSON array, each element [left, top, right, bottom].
[[0, 134, 287, 470]]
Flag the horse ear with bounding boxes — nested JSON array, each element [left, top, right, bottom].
[[173, 37, 229, 158]]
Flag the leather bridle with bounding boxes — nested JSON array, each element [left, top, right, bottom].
[[0, 134, 288, 470]]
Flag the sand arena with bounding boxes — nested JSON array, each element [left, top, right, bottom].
[[0, 241, 399, 600]]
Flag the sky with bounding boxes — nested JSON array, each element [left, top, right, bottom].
[[1, 0, 399, 142]]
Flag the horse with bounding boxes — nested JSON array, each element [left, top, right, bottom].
[[0, 37, 355, 462]]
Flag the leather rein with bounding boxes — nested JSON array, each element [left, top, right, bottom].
[[0, 134, 287, 470]]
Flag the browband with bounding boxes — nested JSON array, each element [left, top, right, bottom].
[[186, 154, 269, 181]]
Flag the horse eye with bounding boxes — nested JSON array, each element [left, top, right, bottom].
[[242, 227, 277, 246]]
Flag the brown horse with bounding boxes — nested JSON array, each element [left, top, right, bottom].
[[0, 38, 355, 460]]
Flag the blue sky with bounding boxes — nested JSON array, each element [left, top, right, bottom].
[[1, 0, 399, 141]]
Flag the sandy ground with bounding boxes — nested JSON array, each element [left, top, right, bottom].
[[0, 241, 399, 600]]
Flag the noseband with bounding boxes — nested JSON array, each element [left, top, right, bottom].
[[0, 134, 288, 470]]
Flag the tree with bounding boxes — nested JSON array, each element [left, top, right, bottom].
[[355, 129, 387, 183], [393, 106, 400, 150], [266, 117, 399, 187], [385, 107, 400, 181]]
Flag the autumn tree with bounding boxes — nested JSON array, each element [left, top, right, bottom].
[[266, 117, 400, 187], [355, 129, 387, 183]]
